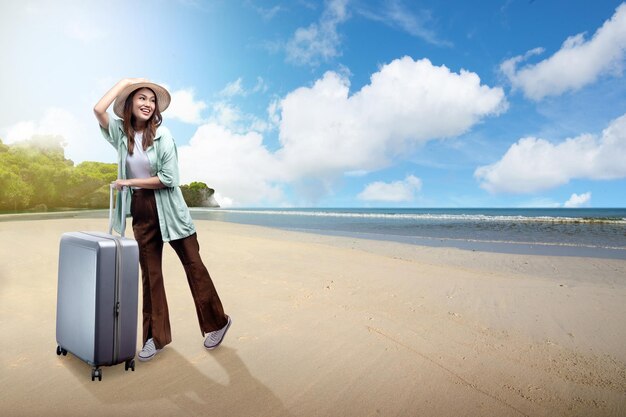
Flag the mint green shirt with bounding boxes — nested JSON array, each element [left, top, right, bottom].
[[100, 115, 196, 242]]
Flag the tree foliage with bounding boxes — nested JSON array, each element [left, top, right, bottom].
[[0, 136, 73, 210], [0, 137, 216, 212]]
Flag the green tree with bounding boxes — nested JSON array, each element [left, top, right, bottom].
[[68, 161, 117, 208], [0, 168, 33, 210], [0, 137, 216, 211], [9, 136, 73, 208]]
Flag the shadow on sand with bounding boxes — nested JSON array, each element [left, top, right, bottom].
[[63, 346, 293, 416]]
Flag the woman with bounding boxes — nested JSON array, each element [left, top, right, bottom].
[[94, 78, 231, 361]]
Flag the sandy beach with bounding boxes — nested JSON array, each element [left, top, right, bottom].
[[0, 217, 625, 417]]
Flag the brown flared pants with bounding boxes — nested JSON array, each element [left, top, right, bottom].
[[130, 188, 227, 350]]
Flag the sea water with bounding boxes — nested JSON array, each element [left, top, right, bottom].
[[3, 207, 624, 259], [189, 208, 626, 259]]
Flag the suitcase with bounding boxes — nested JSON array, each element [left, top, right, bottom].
[[56, 185, 139, 381]]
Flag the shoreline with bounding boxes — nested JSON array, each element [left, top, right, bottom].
[[2, 209, 624, 260], [279, 226, 626, 260], [1, 217, 625, 416]]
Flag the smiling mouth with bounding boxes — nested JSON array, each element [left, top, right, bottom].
[[140, 108, 152, 116]]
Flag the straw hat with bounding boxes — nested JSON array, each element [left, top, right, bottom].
[[113, 82, 171, 118]]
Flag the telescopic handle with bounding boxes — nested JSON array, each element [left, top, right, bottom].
[[108, 184, 128, 237]]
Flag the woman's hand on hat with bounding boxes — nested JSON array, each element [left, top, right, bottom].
[[124, 77, 150, 86]]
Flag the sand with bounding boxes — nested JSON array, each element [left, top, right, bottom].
[[0, 217, 625, 417]]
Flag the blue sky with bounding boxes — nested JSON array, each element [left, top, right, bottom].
[[1, 0, 625, 208]]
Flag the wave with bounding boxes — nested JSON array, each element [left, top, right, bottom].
[[196, 209, 626, 224], [395, 234, 626, 251]]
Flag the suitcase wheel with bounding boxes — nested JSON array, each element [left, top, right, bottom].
[[125, 359, 136, 372], [91, 368, 102, 382], [56, 346, 67, 356]]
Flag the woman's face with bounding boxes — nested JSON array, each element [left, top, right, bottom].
[[131, 88, 156, 123]]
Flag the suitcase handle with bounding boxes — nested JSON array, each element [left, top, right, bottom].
[[108, 184, 128, 237]]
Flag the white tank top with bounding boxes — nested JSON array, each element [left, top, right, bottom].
[[125, 131, 151, 189]]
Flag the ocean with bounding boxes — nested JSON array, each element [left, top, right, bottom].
[[2, 207, 624, 259], [189, 207, 626, 260]]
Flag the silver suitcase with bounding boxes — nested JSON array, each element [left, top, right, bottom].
[[56, 185, 139, 381]]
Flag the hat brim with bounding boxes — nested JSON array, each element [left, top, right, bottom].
[[113, 82, 171, 119]]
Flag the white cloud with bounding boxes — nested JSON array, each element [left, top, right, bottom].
[[286, 0, 349, 65], [210, 102, 242, 129], [251, 4, 284, 20], [219, 78, 245, 98], [276, 56, 507, 180], [178, 56, 505, 205], [344, 170, 369, 177], [3, 107, 116, 164], [357, 0, 450, 47], [177, 123, 285, 206], [219, 77, 268, 97], [252, 76, 269, 94], [475, 113, 626, 193], [5, 108, 73, 145], [211, 78, 271, 132], [564, 192, 591, 208], [213, 192, 234, 208], [209, 102, 270, 133], [501, 3, 626, 100], [267, 99, 281, 129], [357, 175, 422, 202], [166, 88, 208, 124]]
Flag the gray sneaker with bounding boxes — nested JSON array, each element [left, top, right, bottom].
[[204, 316, 232, 350], [138, 338, 161, 361]]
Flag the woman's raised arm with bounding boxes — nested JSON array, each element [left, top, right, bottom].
[[93, 78, 148, 129]]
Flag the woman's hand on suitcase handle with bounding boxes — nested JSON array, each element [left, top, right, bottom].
[[112, 177, 165, 190], [112, 179, 131, 190]]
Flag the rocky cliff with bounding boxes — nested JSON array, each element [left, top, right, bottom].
[[199, 188, 220, 208], [180, 182, 220, 208]]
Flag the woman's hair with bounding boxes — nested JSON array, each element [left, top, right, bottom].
[[122, 88, 163, 155]]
